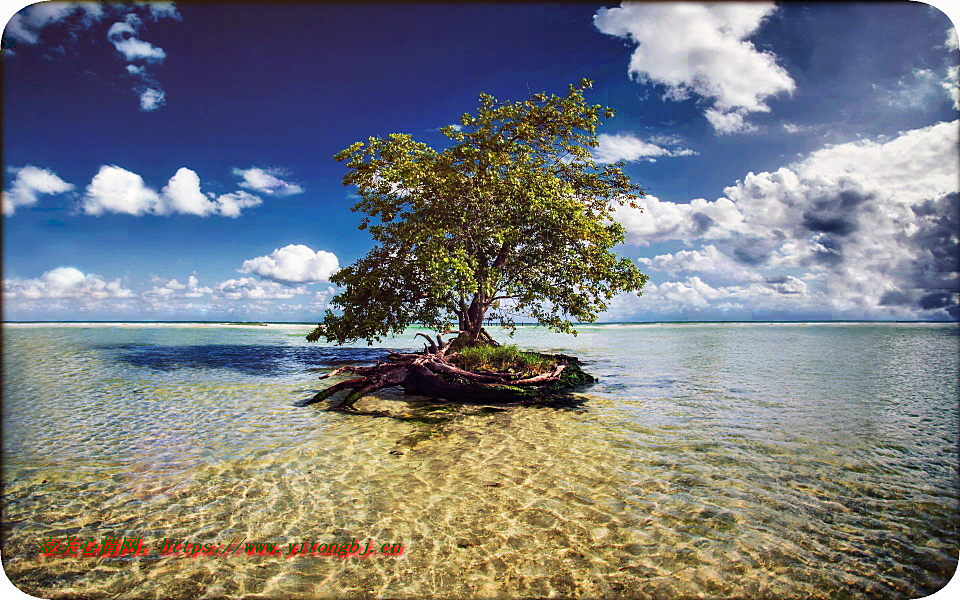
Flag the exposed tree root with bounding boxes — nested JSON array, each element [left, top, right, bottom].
[[302, 333, 595, 410]]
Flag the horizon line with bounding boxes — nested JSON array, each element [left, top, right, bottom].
[[2, 319, 957, 325]]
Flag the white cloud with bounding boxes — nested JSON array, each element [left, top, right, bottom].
[[2, 267, 328, 321], [216, 277, 309, 300], [945, 27, 959, 52], [594, 2, 795, 134], [214, 191, 263, 218], [138, 87, 166, 111], [638, 245, 763, 281], [704, 108, 758, 135], [878, 68, 947, 110], [158, 168, 218, 216], [3, 166, 74, 216], [604, 273, 821, 320], [594, 133, 697, 163], [146, 275, 214, 299], [107, 16, 166, 62], [145, 2, 181, 21], [239, 244, 340, 285], [184, 275, 214, 297], [5, 2, 104, 44], [614, 195, 746, 246], [5, 4, 179, 114], [81, 166, 264, 217], [102, 10, 174, 110], [941, 65, 959, 110], [619, 119, 960, 320], [111, 35, 166, 62], [82, 165, 162, 216], [3, 267, 131, 300], [232, 167, 304, 196]]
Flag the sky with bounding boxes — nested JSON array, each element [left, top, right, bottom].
[[2, 1, 959, 323]]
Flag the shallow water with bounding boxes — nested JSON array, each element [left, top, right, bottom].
[[2, 323, 958, 599]]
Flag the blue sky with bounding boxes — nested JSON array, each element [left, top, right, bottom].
[[2, 1, 958, 322]]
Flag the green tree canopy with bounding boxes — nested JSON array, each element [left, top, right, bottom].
[[307, 79, 648, 346]]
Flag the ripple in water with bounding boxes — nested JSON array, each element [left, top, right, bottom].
[[1, 323, 958, 598]]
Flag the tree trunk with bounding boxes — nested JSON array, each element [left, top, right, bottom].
[[453, 295, 497, 350]]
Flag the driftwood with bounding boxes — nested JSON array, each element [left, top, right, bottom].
[[302, 332, 595, 410]]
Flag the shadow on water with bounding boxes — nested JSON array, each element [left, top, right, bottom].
[[304, 395, 591, 451], [297, 383, 591, 413], [107, 344, 393, 376]]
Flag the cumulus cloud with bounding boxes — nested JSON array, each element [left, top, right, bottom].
[[81, 165, 264, 217], [2, 267, 330, 321], [158, 167, 217, 216], [613, 195, 746, 245], [232, 167, 304, 197], [604, 273, 822, 320], [594, 2, 795, 134], [594, 133, 697, 163], [3, 166, 74, 216], [638, 245, 763, 281], [145, 273, 314, 304], [239, 245, 340, 285], [146, 275, 214, 299], [82, 165, 162, 216], [3, 267, 131, 299], [621, 120, 960, 319]]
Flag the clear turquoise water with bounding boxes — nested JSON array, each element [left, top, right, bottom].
[[2, 323, 958, 598]]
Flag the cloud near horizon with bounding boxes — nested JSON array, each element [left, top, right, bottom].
[[614, 119, 960, 320], [3, 268, 334, 321], [2, 266, 131, 300]]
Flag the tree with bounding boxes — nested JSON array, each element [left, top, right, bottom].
[[307, 79, 648, 350]]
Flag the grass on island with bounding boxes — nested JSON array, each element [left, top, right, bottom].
[[452, 344, 553, 375]]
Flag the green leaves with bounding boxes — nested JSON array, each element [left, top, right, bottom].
[[307, 79, 649, 345]]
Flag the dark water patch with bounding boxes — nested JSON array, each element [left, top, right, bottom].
[[110, 344, 392, 376]]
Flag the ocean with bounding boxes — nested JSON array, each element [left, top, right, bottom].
[[1, 322, 958, 598]]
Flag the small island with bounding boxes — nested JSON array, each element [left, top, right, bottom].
[[304, 80, 648, 409]]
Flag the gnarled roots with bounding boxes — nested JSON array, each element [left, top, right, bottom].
[[302, 331, 582, 410]]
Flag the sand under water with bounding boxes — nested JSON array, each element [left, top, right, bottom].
[[2, 322, 958, 598]]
